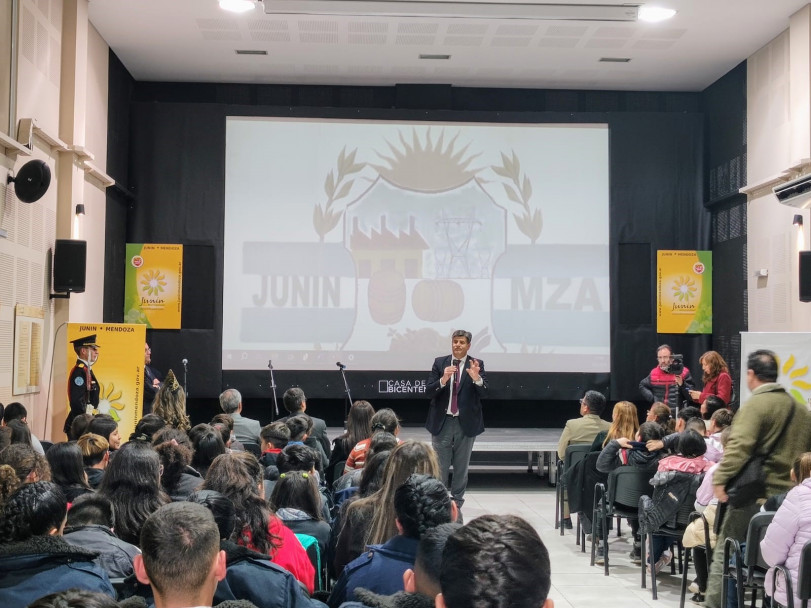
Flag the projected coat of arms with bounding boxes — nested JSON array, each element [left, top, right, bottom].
[[223, 120, 609, 373]]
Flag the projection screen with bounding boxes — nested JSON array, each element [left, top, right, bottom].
[[223, 117, 609, 373]]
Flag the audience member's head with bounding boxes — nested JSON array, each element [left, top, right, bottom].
[[270, 470, 323, 521], [358, 449, 390, 497], [439, 514, 552, 608], [2, 402, 27, 424], [404, 522, 461, 599], [87, 414, 121, 451], [647, 402, 674, 434], [0, 481, 67, 542], [340, 400, 375, 452], [69, 413, 95, 441], [581, 390, 606, 416], [154, 438, 195, 494], [747, 349, 779, 384], [370, 408, 400, 436], [284, 414, 311, 442], [791, 452, 811, 484], [187, 489, 236, 540], [153, 370, 190, 432], [210, 422, 231, 448], [65, 493, 116, 529], [701, 395, 726, 421], [709, 408, 733, 434], [604, 401, 639, 447], [368, 431, 398, 457], [218, 388, 241, 415], [135, 502, 225, 608], [27, 590, 119, 608], [130, 413, 167, 443], [151, 426, 192, 450], [0, 443, 50, 486], [394, 474, 454, 539], [637, 421, 664, 443], [46, 441, 91, 493], [675, 406, 700, 432], [189, 424, 226, 478], [678, 429, 708, 458], [684, 417, 707, 436], [277, 443, 319, 474], [8, 419, 32, 446], [260, 422, 290, 451], [77, 433, 109, 468], [282, 387, 306, 414]]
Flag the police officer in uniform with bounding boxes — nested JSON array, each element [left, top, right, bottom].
[[64, 334, 101, 435]]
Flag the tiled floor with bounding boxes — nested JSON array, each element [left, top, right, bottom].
[[461, 470, 687, 608]]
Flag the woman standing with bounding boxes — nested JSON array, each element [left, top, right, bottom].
[[689, 351, 732, 406]]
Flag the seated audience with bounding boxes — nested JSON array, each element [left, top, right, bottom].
[[189, 423, 227, 479], [761, 452, 811, 608], [327, 400, 374, 487], [62, 493, 141, 579], [87, 414, 121, 454], [0, 442, 50, 486], [286, 414, 326, 475], [97, 440, 170, 545], [134, 502, 227, 608], [277, 443, 332, 519], [329, 474, 455, 607], [334, 441, 439, 576], [704, 408, 733, 463], [154, 437, 202, 501], [0, 481, 114, 605], [344, 409, 401, 474], [270, 470, 331, 555], [334, 432, 398, 493], [152, 370, 191, 432], [128, 413, 167, 443], [646, 402, 675, 434], [77, 433, 109, 488], [2, 402, 45, 454], [260, 421, 291, 480], [27, 589, 119, 608], [591, 401, 639, 451], [700, 395, 726, 422], [188, 490, 321, 608], [645, 405, 702, 453], [8, 419, 33, 446], [202, 451, 315, 593], [438, 514, 553, 608], [69, 413, 95, 441], [211, 412, 245, 452], [46, 441, 94, 502]]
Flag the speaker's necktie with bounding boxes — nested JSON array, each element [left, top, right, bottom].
[[450, 358, 461, 415]]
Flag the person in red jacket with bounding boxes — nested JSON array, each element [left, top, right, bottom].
[[688, 350, 733, 406], [639, 344, 693, 410]]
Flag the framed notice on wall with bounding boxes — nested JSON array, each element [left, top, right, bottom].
[[124, 244, 183, 329], [656, 250, 712, 334], [13, 305, 44, 395]]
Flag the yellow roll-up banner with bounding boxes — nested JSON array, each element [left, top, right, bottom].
[[656, 250, 712, 334], [124, 244, 183, 329]]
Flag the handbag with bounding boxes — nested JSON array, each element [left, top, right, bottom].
[[725, 402, 795, 508]]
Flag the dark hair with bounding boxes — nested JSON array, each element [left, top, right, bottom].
[[368, 431, 397, 457], [130, 414, 167, 443], [336, 400, 375, 455], [8, 419, 32, 446], [0, 443, 50, 486], [282, 387, 306, 413], [0, 481, 67, 542], [2, 402, 26, 424], [277, 443, 319, 473], [27, 590, 119, 608], [152, 426, 192, 450], [154, 439, 194, 493], [582, 390, 606, 415], [747, 349, 779, 383], [260, 422, 290, 449], [97, 440, 170, 545], [702, 395, 725, 420], [685, 417, 707, 436], [370, 408, 399, 434], [649, 402, 675, 434], [210, 422, 231, 447], [87, 415, 118, 444], [140, 502, 221, 596], [270, 470, 322, 520], [678, 406, 701, 422], [69, 413, 95, 441], [66, 493, 116, 529], [415, 522, 462, 594], [187, 489, 237, 540], [46, 442, 92, 493], [77, 433, 109, 467], [394, 474, 453, 539], [711, 408, 733, 430], [678, 429, 707, 458], [0, 427, 10, 452], [700, 350, 730, 384], [440, 514, 551, 608], [202, 452, 280, 555], [358, 450, 390, 497], [284, 414, 311, 441], [638, 421, 664, 443], [189, 424, 226, 478], [211, 413, 234, 432], [451, 329, 472, 343]]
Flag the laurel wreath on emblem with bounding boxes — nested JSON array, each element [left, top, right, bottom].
[[314, 147, 365, 241], [491, 151, 543, 244]]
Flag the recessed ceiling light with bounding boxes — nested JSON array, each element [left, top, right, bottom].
[[235, 49, 268, 55], [638, 6, 677, 23], [599, 57, 631, 63], [419, 54, 451, 60], [219, 0, 256, 13]]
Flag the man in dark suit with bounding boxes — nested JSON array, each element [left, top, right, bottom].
[[219, 388, 261, 445], [143, 343, 162, 415], [425, 329, 487, 511]]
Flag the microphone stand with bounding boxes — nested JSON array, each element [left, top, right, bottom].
[[182, 359, 189, 396], [337, 363, 353, 421], [268, 360, 279, 419]]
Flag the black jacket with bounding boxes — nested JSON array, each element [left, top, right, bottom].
[[638, 470, 704, 536]]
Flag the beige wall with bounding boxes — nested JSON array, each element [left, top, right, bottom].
[[0, 0, 110, 441], [746, 6, 811, 331]]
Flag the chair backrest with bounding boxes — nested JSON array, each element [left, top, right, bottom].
[[608, 466, 653, 508], [242, 442, 261, 458], [798, 540, 811, 602], [564, 443, 592, 472], [295, 533, 324, 590], [673, 478, 701, 527], [743, 511, 775, 570]]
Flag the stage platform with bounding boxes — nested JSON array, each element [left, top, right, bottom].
[[326, 426, 563, 480]]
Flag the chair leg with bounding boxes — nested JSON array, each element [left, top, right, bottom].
[[641, 532, 647, 589], [555, 479, 560, 530], [650, 532, 658, 600], [679, 547, 691, 608], [580, 522, 586, 553], [590, 509, 599, 567], [576, 515, 581, 546], [602, 506, 610, 576], [617, 516, 622, 537]]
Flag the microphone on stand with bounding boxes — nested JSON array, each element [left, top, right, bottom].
[[336, 361, 346, 369], [268, 359, 279, 417], [181, 358, 189, 396]]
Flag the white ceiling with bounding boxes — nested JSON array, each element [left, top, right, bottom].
[[87, 0, 810, 91]]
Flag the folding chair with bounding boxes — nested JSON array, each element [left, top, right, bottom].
[[679, 511, 712, 608], [722, 511, 774, 608], [555, 443, 592, 537], [296, 532, 328, 591], [770, 539, 811, 608], [591, 466, 653, 575]]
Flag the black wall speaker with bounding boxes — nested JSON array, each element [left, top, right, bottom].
[[53, 240, 87, 293], [801, 251, 811, 302]]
